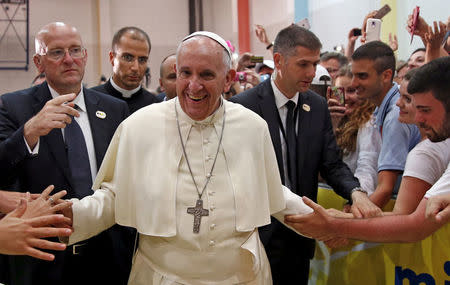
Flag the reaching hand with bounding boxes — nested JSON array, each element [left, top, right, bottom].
[[0, 199, 72, 261], [0, 190, 39, 214], [284, 197, 338, 241], [21, 185, 73, 221], [348, 28, 360, 44], [23, 93, 79, 149], [388, 33, 398, 51], [350, 190, 382, 218]]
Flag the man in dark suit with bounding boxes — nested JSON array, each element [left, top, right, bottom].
[[0, 22, 132, 285], [92, 26, 161, 114], [230, 25, 382, 285]]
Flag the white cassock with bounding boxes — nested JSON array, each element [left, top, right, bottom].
[[69, 98, 312, 285]]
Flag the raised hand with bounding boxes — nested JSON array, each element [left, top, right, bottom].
[[255, 24, 271, 46], [361, 10, 378, 44], [424, 21, 447, 62], [23, 93, 79, 149], [388, 33, 398, 52]]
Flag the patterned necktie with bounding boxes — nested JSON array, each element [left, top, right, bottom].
[[285, 101, 298, 192], [65, 106, 93, 198]]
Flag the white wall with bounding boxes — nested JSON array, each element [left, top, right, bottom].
[[309, 0, 380, 54], [397, 0, 450, 61], [309, 0, 450, 61], [0, 0, 189, 94], [0, 0, 448, 95]]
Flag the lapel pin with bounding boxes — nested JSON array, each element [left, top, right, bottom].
[[96, 110, 106, 119], [302, 104, 310, 112]]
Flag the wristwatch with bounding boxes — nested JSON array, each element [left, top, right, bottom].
[[266, 42, 274, 50], [351, 187, 368, 195]]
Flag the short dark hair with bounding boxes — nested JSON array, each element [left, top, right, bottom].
[[320, 52, 349, 67], [403, 68, 417, 81], [273, 24, 322, 57], [336, 64, 352, 79], [352, 41, 395, 80], [112, 26, 151, 53], [407, 56, 450, 112]]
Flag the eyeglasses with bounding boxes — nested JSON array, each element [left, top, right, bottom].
[[43, 46, 86, 61], [118, 53, 148, 65]]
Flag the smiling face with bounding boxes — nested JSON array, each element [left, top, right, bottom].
[[274, 46, 320, 98], [34, 23, 87, 94], [176, 37, 234, 121], [408, 50, 425, 70], [396, 79, 416, 124], [351, 59, 392, 106], [413, 90, 450, 142], [335, 75, 359, 115], [321, 58, 340, 80]]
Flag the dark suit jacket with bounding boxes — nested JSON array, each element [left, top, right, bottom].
[[230, 80, 359, 261], [92, 79, 161, 114], [0, 82, 133, 285], [156, 92, 166, 102]]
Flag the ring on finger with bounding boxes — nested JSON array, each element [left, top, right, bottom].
[[48, 197, 55, 205]]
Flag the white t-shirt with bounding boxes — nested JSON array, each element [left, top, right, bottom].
[[425, 161, 450, 198], [403, 138, 450, 185]]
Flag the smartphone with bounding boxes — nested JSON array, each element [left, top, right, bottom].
[[296, 18, 311, 30], [374, 4, 391, 19], [366, 18, 382, 42], [351, 28, 362, 37], [410, 6, 420, 44], [327, 87, 345, 106], [250, 56, 263, 63]]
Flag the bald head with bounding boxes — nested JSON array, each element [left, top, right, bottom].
[[33, 22, 87, 95], [35, 22, 82, 55]]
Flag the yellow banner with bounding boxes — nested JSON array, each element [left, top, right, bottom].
[[310, 188, 450, 285]]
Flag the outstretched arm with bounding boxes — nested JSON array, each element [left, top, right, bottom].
[[285, 196, 445, 243]]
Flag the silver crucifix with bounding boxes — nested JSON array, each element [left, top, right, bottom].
[[187, 199, 209, 233]]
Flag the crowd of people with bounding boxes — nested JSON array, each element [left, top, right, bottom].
[[0, 6, 448, 285]]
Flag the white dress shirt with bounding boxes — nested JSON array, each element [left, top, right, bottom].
[[48, 85, 98, 183], [270, 78, 299, 190]]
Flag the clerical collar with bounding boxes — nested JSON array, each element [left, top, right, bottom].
[[110, 77, 141, 98], [175, 97, 224, 126], [270, 77, 299, 109], [48, 84, 86, 112]]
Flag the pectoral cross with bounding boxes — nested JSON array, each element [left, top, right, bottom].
[[187, 199, 209, 233]]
